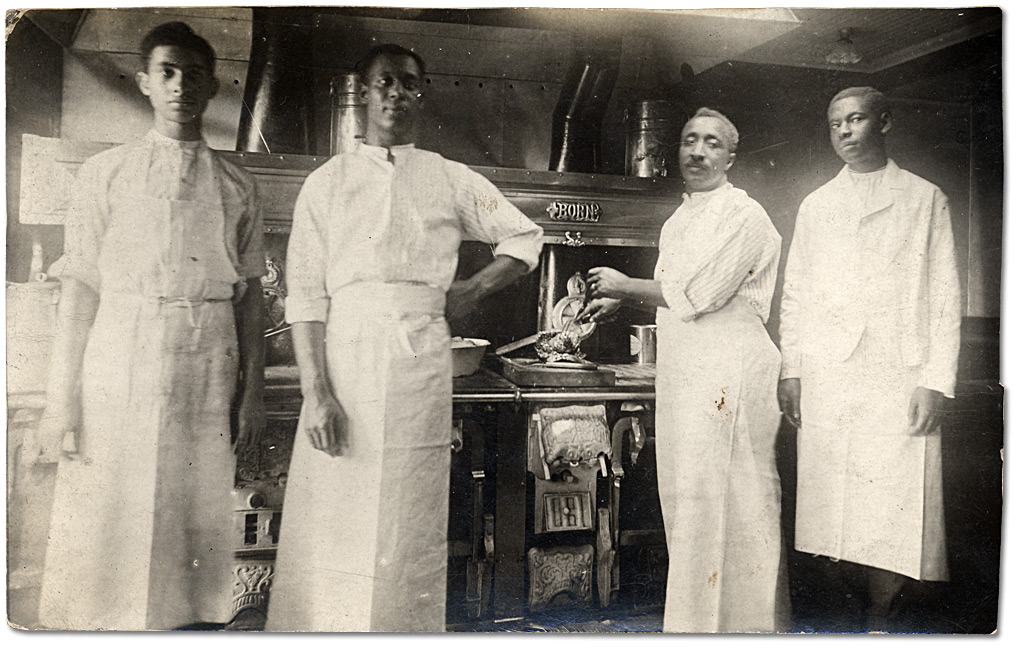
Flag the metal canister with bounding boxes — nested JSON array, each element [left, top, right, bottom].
[[329, 72, 366, 155], [629, 324, 657, 364], [625, 100, 680, 178]]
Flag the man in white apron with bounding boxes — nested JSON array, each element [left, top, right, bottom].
[[30, 23, 267, 630], [265, 44, 543, 632], [582, 108, 787, 633], [778, 86, 961, 630]]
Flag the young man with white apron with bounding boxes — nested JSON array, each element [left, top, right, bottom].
[[265, 44, 543, 632], [778, 87, 961, 631], [31, 23, 266, 630], [582, 108, 788, 632]]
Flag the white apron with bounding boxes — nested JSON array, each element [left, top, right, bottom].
[[266, 283, 452, 632], [38, 191, 240, 630], [795, 327, 948, 581], [655, 296, 788, 633]]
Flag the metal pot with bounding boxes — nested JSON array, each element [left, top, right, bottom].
[[629, 324, 657, 364], [625, 100, 680, 178]]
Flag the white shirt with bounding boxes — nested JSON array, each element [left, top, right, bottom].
[[60, 130, 265, 298], [655, 183, 781, 323], [286, 143, 544, 323]]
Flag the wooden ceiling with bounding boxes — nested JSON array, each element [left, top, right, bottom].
[[734, 7, 1001, 73], [23, 6, 1001, 76]]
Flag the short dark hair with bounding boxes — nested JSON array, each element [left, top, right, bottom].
[[828, 86, 891, 119], [688, 107, 740, 153], [140, 22, 216, 73], [356, 43, 427, 79]]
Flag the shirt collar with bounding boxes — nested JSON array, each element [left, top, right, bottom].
[[144, 129, 205, 151], [683, 181, 732, 204], [358, 141, 417, 161]]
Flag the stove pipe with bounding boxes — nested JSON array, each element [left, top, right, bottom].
[[548, 42, 621, 173], [236, 8, 317, 154]]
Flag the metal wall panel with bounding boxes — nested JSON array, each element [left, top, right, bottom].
[[60, 52, 249, 150]]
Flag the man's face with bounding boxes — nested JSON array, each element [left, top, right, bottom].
[[137, 45, 217, 129], [679, 116, 735, 193], [362, 53, 423, 141], [827, 95, 890, 171]]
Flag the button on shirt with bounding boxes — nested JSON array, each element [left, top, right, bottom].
[[286, 143, 544, 324]]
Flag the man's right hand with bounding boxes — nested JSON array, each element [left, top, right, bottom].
[[777, 378, 802, 429], [29, 401, 81, 465], [579, 297, 623, 323], [301, 392, 348, 457]]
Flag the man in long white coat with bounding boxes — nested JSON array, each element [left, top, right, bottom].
[[778, 86, 961, 630], [265, 44, 543, 632]]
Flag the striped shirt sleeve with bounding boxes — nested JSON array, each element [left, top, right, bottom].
[[660, 205, 769, 322]]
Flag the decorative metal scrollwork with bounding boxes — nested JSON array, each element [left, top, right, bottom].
[[261, 257, 289, 338], [231, 563, 274, 617], [563, 231, 585, 247]]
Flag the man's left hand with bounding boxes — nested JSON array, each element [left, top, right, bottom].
[[907, 386, 945, 435], [446, 280, 480, 323], [235, 387, 267, 454]]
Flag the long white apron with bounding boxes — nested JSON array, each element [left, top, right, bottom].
[[795, 328, 948, 581], [38, 193, 240, 630], [655, 296, 787, 633], [266, 283, 452, 632]]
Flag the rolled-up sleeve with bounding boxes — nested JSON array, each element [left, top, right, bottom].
[[454, 166, 543, 271], [659, 205, 766, 322], [285, 173, 331, 324], [59, 160, 105, 291]]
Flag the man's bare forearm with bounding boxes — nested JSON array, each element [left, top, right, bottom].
[[291, 320, 332, 400], [234, 282, 265, 396], [620, 278, 668, 310], [464, 255, 529, 301], [46, 278, 100, 405]]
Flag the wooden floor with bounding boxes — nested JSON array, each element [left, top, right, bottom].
[[446, 606, 665, 633]]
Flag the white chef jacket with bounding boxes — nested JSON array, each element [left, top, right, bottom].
[[779, 159, 961, 396], [780, 159, 961, 581], [285, 142, 543, 324]]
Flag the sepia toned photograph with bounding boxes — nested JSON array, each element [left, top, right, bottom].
[[5, 3, 1005, 635]]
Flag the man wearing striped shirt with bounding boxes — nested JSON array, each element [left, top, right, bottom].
[[582, 107, 787, 632]]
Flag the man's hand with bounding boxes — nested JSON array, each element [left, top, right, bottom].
[[907, 386, 945, 435], [445, 279, 480, 323], [29, 400, 82, 464], [777, 378, 802, 429], [301, 392, 348, 457], [587, 267, 632, 300], [579, 297, 623, 323], [234, 387, 267, 455]]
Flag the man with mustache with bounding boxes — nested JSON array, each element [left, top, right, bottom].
[[778, 86, 961, 630], [265, 43, 543, 632], [582, 107, 787, 632]]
